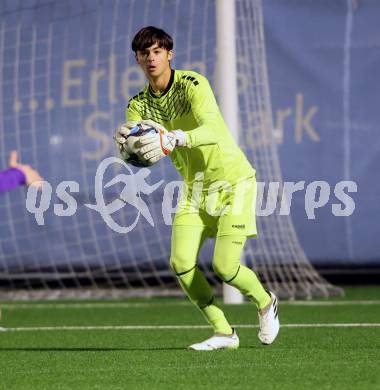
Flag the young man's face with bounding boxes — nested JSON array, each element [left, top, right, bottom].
[[135, 43, 173, 78]]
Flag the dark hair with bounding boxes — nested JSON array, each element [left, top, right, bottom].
[[132, 26, 173, 53]]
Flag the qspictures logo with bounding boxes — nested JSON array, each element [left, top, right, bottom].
[[25, 157, 358, 234]]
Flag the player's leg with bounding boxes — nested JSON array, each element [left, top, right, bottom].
[[214, 177, 271, 310], [214, 176, 279, 344], [213, 234, 279, 344], [170, 225, 233, 336], [213, 235, 271, 308]]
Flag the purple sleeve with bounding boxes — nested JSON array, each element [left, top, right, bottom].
[[0, 167, 26, 193]]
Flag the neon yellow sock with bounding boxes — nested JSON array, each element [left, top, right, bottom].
[[201, 301, 233, 335], [213, 235, 271, 310], [228, 265, 271, 309], [178, 267, 232, 335]]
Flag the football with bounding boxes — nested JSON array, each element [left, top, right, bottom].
[[121, 123, 157, 167]]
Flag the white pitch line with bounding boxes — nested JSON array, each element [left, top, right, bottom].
[[279, 300, 380, 306], [1, 300, 380, 309], [0, 323, 379, 332]]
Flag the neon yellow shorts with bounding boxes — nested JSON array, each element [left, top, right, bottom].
[[173, 176, 257, 237]]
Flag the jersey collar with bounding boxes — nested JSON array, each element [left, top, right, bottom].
[[148, 69, 175, 98]]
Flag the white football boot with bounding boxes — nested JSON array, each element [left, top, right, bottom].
[[258, 291, 280, 345], [188, 329, 239, 351]]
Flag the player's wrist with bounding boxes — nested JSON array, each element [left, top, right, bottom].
[[171, 130, 190, 148]]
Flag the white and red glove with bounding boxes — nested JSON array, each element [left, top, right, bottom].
[[138, 119, 189, 165]]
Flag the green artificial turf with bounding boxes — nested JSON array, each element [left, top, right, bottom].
[[0, 286, 379, 390]]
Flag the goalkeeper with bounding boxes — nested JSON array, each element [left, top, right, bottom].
[[115, 26, 279, 350]]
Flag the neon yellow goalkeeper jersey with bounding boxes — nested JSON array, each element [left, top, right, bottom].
[[126, 69, 255, 190]]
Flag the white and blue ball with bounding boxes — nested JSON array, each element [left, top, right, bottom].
[[121, 123, 157, 167]]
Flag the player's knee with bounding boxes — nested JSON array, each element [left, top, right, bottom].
[[169, 254, 180, 273], [212, 256, 240, 283], [170, 253, 196, 275]]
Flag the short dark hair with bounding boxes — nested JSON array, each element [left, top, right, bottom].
[[132, 26, 173, 53]]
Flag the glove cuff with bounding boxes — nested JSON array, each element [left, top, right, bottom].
[[171, 130, 190, 147]]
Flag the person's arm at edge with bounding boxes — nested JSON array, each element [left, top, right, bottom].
[[0, 167, 26, 193], [0, 151, 43, 193]]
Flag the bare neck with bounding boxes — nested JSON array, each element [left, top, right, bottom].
[[148, 67, 172, 95]]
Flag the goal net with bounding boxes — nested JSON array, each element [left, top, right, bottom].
[[0, 0, 342, 300]]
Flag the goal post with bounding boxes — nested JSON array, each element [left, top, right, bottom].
[[216, 0, 244, 304]]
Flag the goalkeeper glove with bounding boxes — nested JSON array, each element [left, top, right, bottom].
[[114, 121, 137, 156], [138, 119, 189, 165]]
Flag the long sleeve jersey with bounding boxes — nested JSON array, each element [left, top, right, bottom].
[[126, 69, 255, 190]]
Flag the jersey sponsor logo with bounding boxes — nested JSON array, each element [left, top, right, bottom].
[[232, 224, 246, 229]]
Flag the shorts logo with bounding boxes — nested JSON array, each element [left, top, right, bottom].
[[232, 224, 245, 229], [232, 241, 243, 245]]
